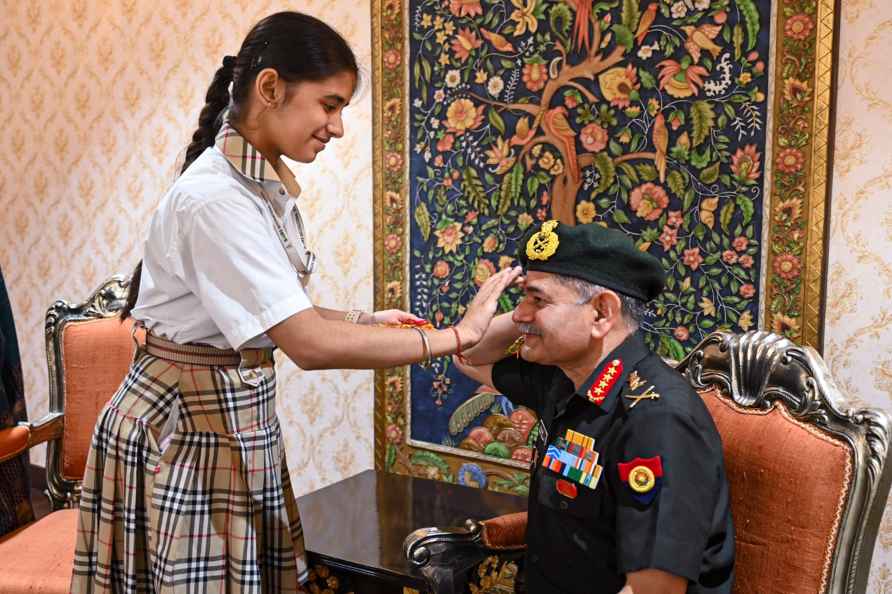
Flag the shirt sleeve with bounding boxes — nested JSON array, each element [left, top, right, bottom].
[[491, 356, 554, 411], [610, 407, 722, 581], [174, 196, 313, 350]]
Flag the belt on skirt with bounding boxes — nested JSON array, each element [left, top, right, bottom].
[[144, 331, 274, 367]]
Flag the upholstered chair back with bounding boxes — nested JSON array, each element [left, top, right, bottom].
[[677, 332, 892, 594], [45, 276, 140, 508]]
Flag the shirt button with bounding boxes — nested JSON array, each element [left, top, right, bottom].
[[279, 188, 285, 195], [559, 500, 568, 510]]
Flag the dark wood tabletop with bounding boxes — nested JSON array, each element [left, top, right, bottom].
[[297, 469, 527, 590]]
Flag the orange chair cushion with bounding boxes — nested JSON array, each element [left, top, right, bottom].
[[61, 318, 143, 481], [0, 508, 78, 593], [699, 387, 851, 594]]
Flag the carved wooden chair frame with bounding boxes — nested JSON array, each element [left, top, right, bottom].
[[42, 275, 130, 510]]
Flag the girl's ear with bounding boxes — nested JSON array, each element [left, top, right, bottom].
[[255, 67, 281, 107]]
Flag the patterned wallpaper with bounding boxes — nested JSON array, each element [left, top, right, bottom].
[[0, 0, 375, 495], [2, 0, 892, 584], [825, 0, 892, 587]]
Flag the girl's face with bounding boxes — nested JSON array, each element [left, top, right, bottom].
[[265, 70, 357, 163]]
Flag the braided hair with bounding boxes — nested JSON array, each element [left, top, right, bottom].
[[121, 11, 358, 320]]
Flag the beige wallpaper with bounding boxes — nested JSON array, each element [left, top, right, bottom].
[[0, 0, 375, 495], [3, 0, 892, 583], [825, 1, 892, 587]]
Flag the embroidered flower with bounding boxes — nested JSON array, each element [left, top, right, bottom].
[[435, 221, 464, 253], [657, 59, 709, 98], [433, 260, 451, 278], [722, 250, 738, 264], [446, 98, 482, 133], [445, 69, 461, 88], [384, 49, 401, 69], [482, 234, 499, 253], [473, 259, 497, 286], [667, 210, 683, 228], [451, 28, 482, 62], [598, 65, 639, 108], [522, 62, 548, 91], [673, 326, 690, 341], [785, 14, 814, 40], [385, 152, 403, 172], [580, 123, 609, 152], [509, 0, 538, 36], [683, 247, 704, 270], [773, 253, 801, 280], [437, 134, 455, 152], [384, 234, 402, 254], [732, 236, 748, 252], [449, 0, 483, 18], [629, 182, 670, 221], [776, 148, 805, 173], [659, 225, 678, 251], [783, 78, 811, 103], [487, 75, 504, 97], [576, 200, 596, 224], [731, 144, 762, 184]]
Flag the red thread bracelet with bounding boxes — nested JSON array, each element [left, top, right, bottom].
[[450, 327, 465, 363]]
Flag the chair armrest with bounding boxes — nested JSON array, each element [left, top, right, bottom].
[[479, 511, 527, 550], [0, 414, 64, 463]]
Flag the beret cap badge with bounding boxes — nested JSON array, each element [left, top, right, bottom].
[[526, 220, 560, 261]]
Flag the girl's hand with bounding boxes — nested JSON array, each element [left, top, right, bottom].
[[455, 266, 522, 347]]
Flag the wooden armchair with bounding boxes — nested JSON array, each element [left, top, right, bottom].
[[0, 276, 141, 594], [404, 330, 892, 594]]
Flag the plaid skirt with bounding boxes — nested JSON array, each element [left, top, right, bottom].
[[70, 350, 308, 593]]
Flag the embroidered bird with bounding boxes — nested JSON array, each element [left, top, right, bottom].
[[566, 0, 592, 53], [652, 112, 668, 183], [681, 24, 724, 63], [480, 28, 515, 53], [635, 3, 658, 46], [543, 106, 580, 183]]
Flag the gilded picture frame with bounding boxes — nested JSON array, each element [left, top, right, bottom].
[[372, 0, 838, 492]]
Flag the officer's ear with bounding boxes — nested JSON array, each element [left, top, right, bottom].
[[590, 290, 623, 339]]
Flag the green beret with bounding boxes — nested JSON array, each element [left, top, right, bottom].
[[518, 220, 665, 301]]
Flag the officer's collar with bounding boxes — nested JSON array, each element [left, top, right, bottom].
[[572, 331, 651, 413]]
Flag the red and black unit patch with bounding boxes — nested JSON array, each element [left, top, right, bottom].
[[618, 456, 663, 504]]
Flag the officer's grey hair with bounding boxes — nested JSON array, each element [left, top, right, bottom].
[[552, 274, 646, 331]]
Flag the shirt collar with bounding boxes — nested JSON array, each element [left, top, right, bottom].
[[573, 331, 651, 414], [214, 121, 302, 198]]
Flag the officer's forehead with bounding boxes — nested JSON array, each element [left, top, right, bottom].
[[523, 271, 575, 297]]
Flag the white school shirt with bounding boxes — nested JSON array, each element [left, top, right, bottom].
[[131, 123, 314, 350]]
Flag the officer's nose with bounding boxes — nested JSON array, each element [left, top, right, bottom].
[[512, 300, 533, 324]]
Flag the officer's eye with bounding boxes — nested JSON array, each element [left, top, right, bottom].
[[323, 103, 338, 112]]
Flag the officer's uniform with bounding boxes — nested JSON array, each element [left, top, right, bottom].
[[492, 221, 734, 593]]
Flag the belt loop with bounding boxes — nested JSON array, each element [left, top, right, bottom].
[[238, 350, 264, 387], [130, 319, 145, 362]]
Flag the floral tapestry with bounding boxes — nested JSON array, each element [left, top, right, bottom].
[[372, 0, 837, 490]]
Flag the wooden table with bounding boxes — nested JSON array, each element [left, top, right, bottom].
[[297, 469, 527, 593]]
